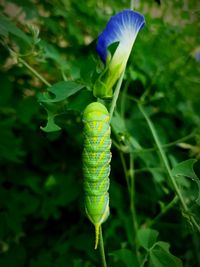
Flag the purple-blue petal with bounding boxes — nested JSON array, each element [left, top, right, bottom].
[[96, 9, 145, 63]]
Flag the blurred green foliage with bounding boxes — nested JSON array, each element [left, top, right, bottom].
[[0, 0, 200, 266]]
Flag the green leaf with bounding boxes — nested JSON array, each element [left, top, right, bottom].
[[172, 159, 200, 204], [40, 110, 61, 132], [111, 111, 127, 134], [38, 81, 84, 103], [149, 241, 183, 267], [39, 40, 61, 62], [45, 175, 57, 188], [137, 228, 159, 250], [0, 14, 31, 44], [109, 248, 138, 267], [150, 168, 165, 183], [68, 89, 94, 112], [129, 136, 142, 150], [111, 111, 142, 150], [80, 55, 97, 85], [39, 82, 86, 132]]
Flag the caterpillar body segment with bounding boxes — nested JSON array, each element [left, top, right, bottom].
[[82, 102, 111, 249]]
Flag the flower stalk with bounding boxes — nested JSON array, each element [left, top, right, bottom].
[[99, 226, 107, 267]]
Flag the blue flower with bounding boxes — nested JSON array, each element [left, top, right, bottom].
[[94, 10, 145, 98], [195, 52, 200, 62]]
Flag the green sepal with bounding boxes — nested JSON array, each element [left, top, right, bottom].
[[93, 78, 112, 99], [93, 58, 112, 99], [93, 62, 123, 99]]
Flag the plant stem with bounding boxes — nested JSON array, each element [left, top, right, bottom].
[[161, 132, 195, 148], [134, 167, 163, 173], [141, 253, 149, 267], [119, 151, 139, 262], [138, 103, 200, 232], [129, 152, 140, 263], [18, 57, 52, 87], [109, 70, 125, 121], [119, 152, 131, 191], [130, 0, 134, 9], [148, 196, 178, 227], [129, 152, 138, 233], [120, 81, 129, 118], [133, 131, 195, 154], [113, 130, 194, 155], [99, 226, 107, 267]]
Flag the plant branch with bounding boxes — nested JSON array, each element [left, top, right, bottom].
[[138, 102, 200, 232], [129, 152, 140, 263], [133, 131, 195, 154], [113, 130, 194, 155], [147, 196, 179, 227], [119, 152, 130, 191], [129, 152, 138, 233], [18, 57, 52, 87], [134, 167, 164, 174], [99, 226, 107, 267], [109, 70, 125, 121]]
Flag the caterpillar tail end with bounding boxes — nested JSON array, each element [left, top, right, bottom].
[[94, 224, 100, 250]]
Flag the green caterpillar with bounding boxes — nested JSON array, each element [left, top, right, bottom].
[[82, 102, 111, 249]]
